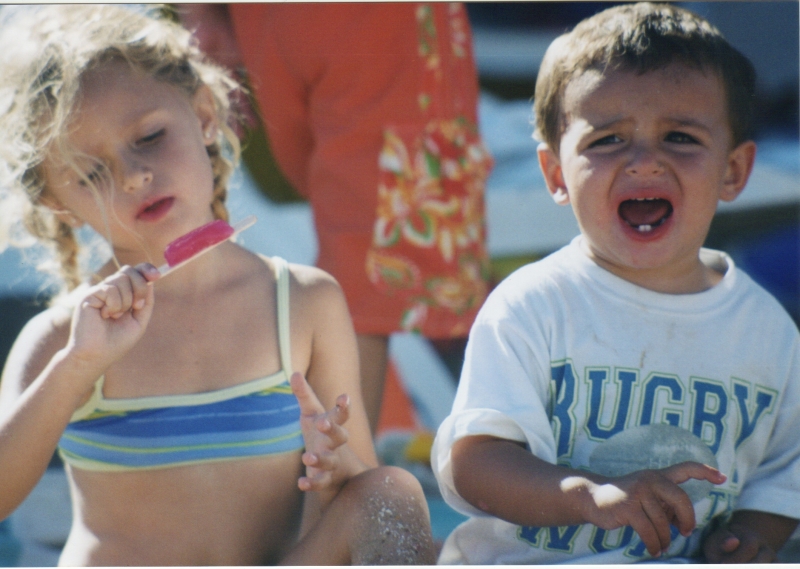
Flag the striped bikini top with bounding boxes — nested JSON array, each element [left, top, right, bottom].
[[57, 257, 304, 472]]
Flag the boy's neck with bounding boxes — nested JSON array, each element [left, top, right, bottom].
[[579, 238, 725, 294]]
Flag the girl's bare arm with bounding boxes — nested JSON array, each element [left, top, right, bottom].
[[0, 264, 158, 519], [0, 308, 99, 518], [291, 265, 377, 470]]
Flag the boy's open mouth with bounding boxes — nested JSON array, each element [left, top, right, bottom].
[[618, 197, 673, 233]]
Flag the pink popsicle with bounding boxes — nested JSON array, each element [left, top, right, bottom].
[[164, 219, 234, 267]]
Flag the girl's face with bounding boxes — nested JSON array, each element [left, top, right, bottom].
[[42, 60, 220, 266]]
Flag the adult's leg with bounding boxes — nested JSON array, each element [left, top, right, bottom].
[[280, 466, 436, 565], [357, 334, 389, 434]]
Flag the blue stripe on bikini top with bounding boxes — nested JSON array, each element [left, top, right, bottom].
[[58, 378, 303, 471], [57, 257, 304, 472]]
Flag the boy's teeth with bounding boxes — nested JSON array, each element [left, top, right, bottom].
[[637, 224, 653, 232]]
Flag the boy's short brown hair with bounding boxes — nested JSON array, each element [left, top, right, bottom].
[[533, 2, 756, 154]]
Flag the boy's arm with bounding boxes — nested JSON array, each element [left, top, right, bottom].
[[452, 434, 725, 558], [703, 510, 798, 563]]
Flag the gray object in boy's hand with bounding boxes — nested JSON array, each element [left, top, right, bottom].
[[589, 423, 719, 504]]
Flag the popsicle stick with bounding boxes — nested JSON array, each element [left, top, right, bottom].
[[156, 215, 257, 278]]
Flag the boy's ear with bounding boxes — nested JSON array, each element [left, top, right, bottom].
[[193, 85, 219, 146], [537, 143, 570, 206], [719, 140, 756, 202]]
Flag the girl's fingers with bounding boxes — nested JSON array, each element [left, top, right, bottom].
[[135, 262, 161, 283], [331, 394, 350, 426], [302, 450, 338, 471], [290, 372, 325, 416], [298, 470, 333, 492], [87, 264, 157, 319], [314, 416, 349, 448]]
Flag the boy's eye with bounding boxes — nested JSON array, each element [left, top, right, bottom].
[[588, 134, 621, 148], [665, 131, 699, 144], [138, 129, 165, 145]]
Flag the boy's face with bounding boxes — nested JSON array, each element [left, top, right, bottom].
[[538, 64, 755, 293]]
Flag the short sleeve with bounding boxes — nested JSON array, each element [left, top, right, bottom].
[[431, 282, 559, 516], [734, 337, 800, 519]]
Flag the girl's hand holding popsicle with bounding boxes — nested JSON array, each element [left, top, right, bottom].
[[68, 263, 161, 374], [69, 216, 256, 371]]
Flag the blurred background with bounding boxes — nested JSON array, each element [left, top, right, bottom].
[[0, 2, 797, 565]]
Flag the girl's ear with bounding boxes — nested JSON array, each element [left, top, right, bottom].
[[719, 140, 756, 202], [193, 85, 219, 146], [39, 195, 84, 228], [537, 142, 570, 206]]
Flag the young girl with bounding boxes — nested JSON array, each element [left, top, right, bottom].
[[0, 5, 435, 565]]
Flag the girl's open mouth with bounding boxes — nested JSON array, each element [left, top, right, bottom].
[[618, 197, 673, 233], [137, 197, 175, 221]]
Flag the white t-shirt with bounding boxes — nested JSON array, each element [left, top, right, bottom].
[[432, 236, 800, 564]]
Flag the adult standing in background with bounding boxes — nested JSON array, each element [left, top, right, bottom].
[[180, 3, 493, 432]]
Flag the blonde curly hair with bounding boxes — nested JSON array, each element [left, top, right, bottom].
[[0, 4, 241, 295]]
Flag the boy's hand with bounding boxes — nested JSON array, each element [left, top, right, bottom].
[[582, 461, 726, 558], [702, 510, 798, 563], [703, 524, 776, 563], [290, 372, 353, 494], [67, 264, 160, 374]]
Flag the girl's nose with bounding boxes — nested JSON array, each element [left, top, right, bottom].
[[625, 145, 664, 176], [121, 160, 153, 193]]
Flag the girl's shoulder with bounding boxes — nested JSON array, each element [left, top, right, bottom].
[[267, 257, 351, 327], [261, 255, 344, 301]]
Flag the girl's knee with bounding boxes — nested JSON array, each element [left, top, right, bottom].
[[353, 465, 427, 499], [344, 466, 436, 565]]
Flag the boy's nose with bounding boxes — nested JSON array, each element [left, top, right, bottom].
[[625, 146, 664, 176]]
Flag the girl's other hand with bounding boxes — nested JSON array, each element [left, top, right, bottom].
[[67, 263, 160, 373], [291, 371, 354, 494]]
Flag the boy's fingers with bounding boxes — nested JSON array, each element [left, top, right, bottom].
[[721, 534, 740, 553], [641, 499, 673, 553], [664, 461, 726, 485], [658, 484, 696, 537], [629, 510, 661, 557]]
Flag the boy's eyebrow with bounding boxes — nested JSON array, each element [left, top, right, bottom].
[[581, 115, 715, 133], [664, 117, 714, 133]]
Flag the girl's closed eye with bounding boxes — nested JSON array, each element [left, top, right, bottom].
[[137, 128, 165, 146]]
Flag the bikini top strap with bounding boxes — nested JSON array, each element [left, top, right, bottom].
[[273, 257, 293, 379]]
